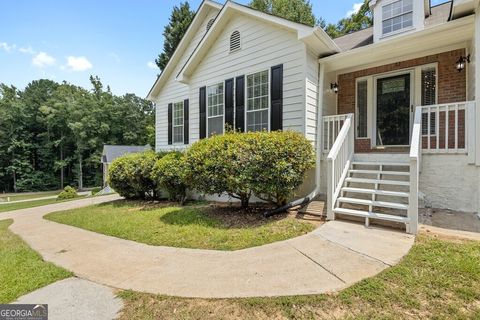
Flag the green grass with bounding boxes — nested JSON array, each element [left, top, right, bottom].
[[0, 190, 60, 202], [45, 200, 315, 250], [0, 219, 72, 303], [118, 234, 480, 319], [0, 196, 86, 213]]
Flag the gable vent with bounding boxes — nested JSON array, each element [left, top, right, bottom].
[[206, 19, 214, 32], [230, 31, 241, 53]]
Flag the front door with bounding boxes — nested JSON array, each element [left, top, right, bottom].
[[376, 74, 411, 146]]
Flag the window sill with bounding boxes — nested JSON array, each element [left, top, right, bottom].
[[380, 26, 416, 40]]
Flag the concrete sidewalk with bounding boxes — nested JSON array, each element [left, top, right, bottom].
[[4, 195, 414, 298]]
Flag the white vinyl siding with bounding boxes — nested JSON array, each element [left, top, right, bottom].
[[382, 0, 413, 35], [207, 83, 224, 136], [246, 70, 269, 132], [154, 8, 219, 151], [188, 14, 306, 143], [305, 49, 318, 146], [173, 101, 184, 143]]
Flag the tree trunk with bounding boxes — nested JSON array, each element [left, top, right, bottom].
[[12, 170, 17, 193], [78, 153, 83, 190], [240, 196, 249, 208], [60, 143, 64, 189]]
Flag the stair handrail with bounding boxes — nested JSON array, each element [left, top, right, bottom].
[[408, 107, 422, 234], [326, 113, 355, 221]]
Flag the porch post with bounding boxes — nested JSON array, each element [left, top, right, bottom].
[[475, 9, 480, 166], [316, 63, 326, 190]]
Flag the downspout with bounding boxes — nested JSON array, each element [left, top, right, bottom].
[[264, 62, 325, 217]]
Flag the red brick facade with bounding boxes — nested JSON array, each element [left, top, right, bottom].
[[337, 49, 467, 153]]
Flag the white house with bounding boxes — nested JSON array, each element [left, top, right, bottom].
[[147, 0, 480, 234]]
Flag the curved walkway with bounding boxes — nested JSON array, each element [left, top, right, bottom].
[[1, 196, 415, 298]]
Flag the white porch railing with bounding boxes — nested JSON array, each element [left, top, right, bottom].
[[408, 107, 422, 234], [420, 101, 475, 155], [323, 114, 348, 153], [326, 113, 355, 221]]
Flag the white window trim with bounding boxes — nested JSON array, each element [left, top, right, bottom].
[[381, 0, 414, 37], [206, 82, 225, 137], [172, 100, 184, 145], [245, 69, 271, 132]]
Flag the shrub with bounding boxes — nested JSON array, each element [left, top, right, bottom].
[[108, 151, 161, 200], [57, 186, 77, 200], [185, 131, 315, 208], [152, 152, 188, 204], [185, 132, 253, 207]]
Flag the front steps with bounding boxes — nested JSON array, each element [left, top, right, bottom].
[[333, 157, 411, 230]]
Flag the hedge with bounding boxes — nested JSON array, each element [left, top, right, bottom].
[[152, 152, 188, 204]]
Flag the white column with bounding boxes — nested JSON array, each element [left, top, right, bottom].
[[475, 10, 480, 166], [316, 63, 325, 191]]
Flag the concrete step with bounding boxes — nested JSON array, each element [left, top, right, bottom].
[[345, 177, 410, 186], [341, 187, 409, 198], [348, 169, 409, 176], [337, 197, 408, 210], [334, 207, 410, 224]]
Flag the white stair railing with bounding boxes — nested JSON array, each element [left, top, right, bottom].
[[326, 113, 355, 221], [408, 107, 422, 234], [323, 114, 349, 153]]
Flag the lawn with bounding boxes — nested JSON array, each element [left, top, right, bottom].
[[0, 190, 60, 202], [0, 219, 72, 303], [45, 200, 315, 250], [118, 233, 480, 319], [0, 196, 86, 213]]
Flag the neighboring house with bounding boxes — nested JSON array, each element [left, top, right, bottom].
[[101, 145, 151, 187], [147, 0, 480, 234]]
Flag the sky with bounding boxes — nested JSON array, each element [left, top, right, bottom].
[[0, 0, 449, 98]]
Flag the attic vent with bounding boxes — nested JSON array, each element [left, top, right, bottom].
[[230, 31, 241, 53], [206, 19, 214, 32]]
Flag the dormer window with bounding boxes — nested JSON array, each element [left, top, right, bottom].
[[382, 0, 413, 36], [230, 31, 241, 53]]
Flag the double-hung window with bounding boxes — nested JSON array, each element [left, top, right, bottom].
[[173, 101, 184, 143], [246, 70, 269, 132], [207, 83, 224, 136], [382, 0, 413, 36]]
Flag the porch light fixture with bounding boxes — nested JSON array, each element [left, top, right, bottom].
[[456, 55, 470, 72], [330, 82, 338, 93]]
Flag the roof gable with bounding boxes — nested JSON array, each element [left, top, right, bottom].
[[147, 0, 222, 100], [176, 1, 340, 83]]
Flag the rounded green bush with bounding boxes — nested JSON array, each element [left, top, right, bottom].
[[152, 152, 188, 204], [107, 151, 160, 200], [57, 186, 77, 200]]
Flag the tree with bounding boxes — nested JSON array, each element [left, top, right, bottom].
[[321, 1, 372, 38], [249, 0, 316, 27], [155, 2, 195, 72]]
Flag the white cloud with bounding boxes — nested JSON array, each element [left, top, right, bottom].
[[65, 56, 92, 71], [0, 42, 15, 53], [19, 46, 35, 55], [32, 52, 56, 67], [147, 61, 157, 70], [346, 2, 363, 17]]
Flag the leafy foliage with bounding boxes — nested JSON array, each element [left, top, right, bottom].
[[249, 0, 316, 27], [0, 78, 154, 193], [321, 1, 372, 38], [57, 186, 77, 200], [155, 2, 195, 71], [152, 152, 189, 204], [108, 151, 159, 200]]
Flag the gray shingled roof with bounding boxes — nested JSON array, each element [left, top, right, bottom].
[[101, 145, 151, 163], [333, 2, 452, 52]]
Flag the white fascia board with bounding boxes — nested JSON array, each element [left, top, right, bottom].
[[146, 0, 222, 101], [319, 15, 474, 72]]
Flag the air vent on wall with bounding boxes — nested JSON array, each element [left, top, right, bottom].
[[230, 31, 241, 53]]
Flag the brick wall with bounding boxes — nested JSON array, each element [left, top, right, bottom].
[[337, 49, 467, 153]]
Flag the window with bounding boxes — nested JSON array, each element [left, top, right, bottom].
[[382, 0, 413, 35], [356, 79, 368, 138], [230, 31, 241, 53], [173, 101, 184, 143], [207, 83, 224, 136], [246, 70, 269, 132], [206, 19, 214, 32], [421, 66, 437, 135]]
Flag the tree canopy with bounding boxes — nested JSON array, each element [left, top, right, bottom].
[[249, 0, 316, 27], [155, 2, 195, 72], [321, 1, 373, 38], [0, 78, 154, 192]]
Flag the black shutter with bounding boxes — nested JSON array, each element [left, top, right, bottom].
[[270, 64, 283, 131], [235, 75, 245, 132], [225, 78, 234, 130], [167, 103, 173, 145], [199, 86, 206, 139], [183, 99, 189, 144]]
